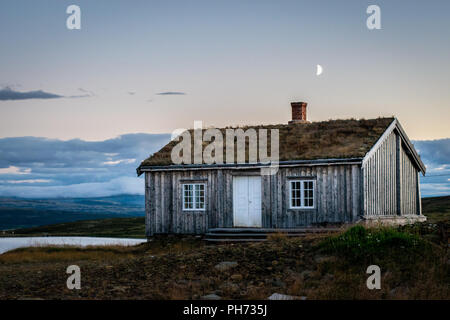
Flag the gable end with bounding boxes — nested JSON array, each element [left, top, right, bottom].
[[362, 118, 426, 175]]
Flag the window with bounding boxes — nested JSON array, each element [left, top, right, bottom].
[[289, 180, 315, 209], [182, 183, 206, 211]]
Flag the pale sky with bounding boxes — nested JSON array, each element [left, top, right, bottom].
[[1, 0, 449, 141]]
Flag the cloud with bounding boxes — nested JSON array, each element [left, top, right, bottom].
[[0, 166, 31, 175], [420, 183, 450, 197], [3, 179, 52, 184], [413, 139, 450, 166], [0, 133, 171, 198], [0, 177, 142, 198], [0, 87, 63, 101], [68, 89, 95, 98], [156, 91, 186, 95], [78, 88, 92, 93], [103, 159, 136, 165], [0, 135, 447, 199], [67, 94, 93, 98], [0, 87, 94, 101], [413, 139, 450, 197]]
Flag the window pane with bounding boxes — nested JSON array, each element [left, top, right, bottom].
[[291, 180, 306, 208], [291, 182, 296, 207], [183, 184, 194, 210], [194, 184, 198, 209], [302, 181, 314, 207], [193, 184, 206, 210]]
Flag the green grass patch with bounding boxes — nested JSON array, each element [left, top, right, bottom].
[[318, 225, 429, 261]]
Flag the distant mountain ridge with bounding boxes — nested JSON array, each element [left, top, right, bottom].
[[0, 194, 144, 230]]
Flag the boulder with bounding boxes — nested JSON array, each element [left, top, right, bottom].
[[268, 293, 307, 300], [230, 274, 243, 281], [201, 293, 222, 300], [214, 261, 238, 272]]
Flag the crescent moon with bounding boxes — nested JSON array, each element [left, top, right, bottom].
[[316, 64, 323, 76]]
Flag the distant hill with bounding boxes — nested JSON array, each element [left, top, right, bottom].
[[2, 217, 145, 238], [0, 195, 144, 230], [1, 194, 448, 232], [422, 195, 450, 223]]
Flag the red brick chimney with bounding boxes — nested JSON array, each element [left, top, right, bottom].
[[288, 102, 308, 124]]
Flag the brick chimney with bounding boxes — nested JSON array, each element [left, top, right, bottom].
[[288, 101, 308, 124]]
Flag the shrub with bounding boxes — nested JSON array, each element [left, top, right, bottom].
[[318, 225, 429, 261]]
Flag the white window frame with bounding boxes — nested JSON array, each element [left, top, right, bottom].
[[182, 183, 206, 211], [289, 179, 315, 209]]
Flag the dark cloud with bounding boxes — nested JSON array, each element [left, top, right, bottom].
[[0, 134, 171, 198], [156, 91, 186, 95], [413, 139, 450, 166], [0, 136, 446, 198], [0, 87, 63, 101], [412, 139, 450, 196], [67, 94, 93, 98], [0, 87, 94, 101], [71, 88, 95, 98]]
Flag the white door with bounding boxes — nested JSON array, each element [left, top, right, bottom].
[[233, 176, 262, 227]]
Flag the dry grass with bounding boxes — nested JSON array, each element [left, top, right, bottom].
[[0, 245, 141, 264], [266, 231, 289, 242], [0, 236, 202, 265]]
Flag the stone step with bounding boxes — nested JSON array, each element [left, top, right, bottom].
[[204, 238, 267, 242], [203, 227, 340, 242], [205, 232, 268, 238], [205, 232, 309, 238], [208, 227, 340, 234]]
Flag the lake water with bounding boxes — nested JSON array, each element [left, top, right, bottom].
[[0, 237, 147, 254]]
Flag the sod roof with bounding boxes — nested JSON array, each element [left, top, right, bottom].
[[137, 117, 395, 171]]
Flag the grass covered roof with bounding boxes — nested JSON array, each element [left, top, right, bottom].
[[138, 117, 395, 168]]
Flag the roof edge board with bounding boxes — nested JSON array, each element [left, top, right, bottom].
[[137, 157, 363, 174], [395, 120, 426, 174]]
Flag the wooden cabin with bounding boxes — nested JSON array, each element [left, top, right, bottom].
[[137, 102, 426, 238]]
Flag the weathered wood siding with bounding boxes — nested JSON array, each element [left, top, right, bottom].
[[362, 129, 420, 217], [145, 163, 362, 235], [400, 145, 419, 215], [363, 130, 398, 216]]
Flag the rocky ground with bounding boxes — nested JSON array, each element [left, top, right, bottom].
[[0, 222, 448, 300]]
